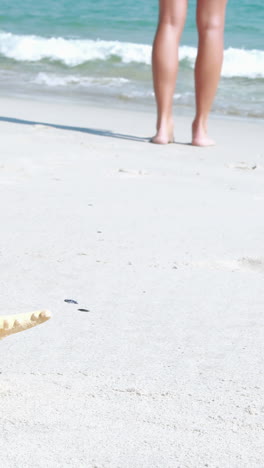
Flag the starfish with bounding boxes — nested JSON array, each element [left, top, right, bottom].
[[0, 310, 51, 340]]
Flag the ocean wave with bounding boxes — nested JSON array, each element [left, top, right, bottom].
[[33, 72, 195, 103], [222, 48, 264, 78], [33, 72, 130, 87], [0, 31, 151, 66], [0, 31, 264, 78], [180, 45, 264, 79]]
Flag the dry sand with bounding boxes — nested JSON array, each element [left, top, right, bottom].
[[0, 95, 264, 467]]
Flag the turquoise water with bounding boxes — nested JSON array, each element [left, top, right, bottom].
[[0, 0, 263, 118]]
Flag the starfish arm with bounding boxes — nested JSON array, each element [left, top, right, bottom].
[[0, 310, 51, 339]]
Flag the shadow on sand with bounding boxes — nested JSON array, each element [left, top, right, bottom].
[[0, 116, 150, 143]]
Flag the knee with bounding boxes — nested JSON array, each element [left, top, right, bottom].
[[197, 15, 224, 36], [159, 14, 181, 28]]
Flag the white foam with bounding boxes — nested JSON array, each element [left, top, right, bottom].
[[1, 31, 264, 78], [222, 47, 264, 78], [32, 73, 193, 103], [0, 31, 152, 66], [179, 45, 264, 78], [33, 72, 129, 87]]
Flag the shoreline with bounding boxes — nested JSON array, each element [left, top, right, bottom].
[[1, 90, 264, 130]]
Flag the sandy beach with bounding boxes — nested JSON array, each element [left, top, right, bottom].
[[0, 95, 264, 467]]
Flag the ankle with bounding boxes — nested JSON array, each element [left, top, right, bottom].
[[192, 118, 211, 141], [192, 117, 207, 133], [152, 117, 174, 144], [191, 118, 215, 147], [157, 115, 173, 131]]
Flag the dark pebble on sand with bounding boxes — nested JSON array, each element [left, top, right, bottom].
[[64, 299, 78, 304]]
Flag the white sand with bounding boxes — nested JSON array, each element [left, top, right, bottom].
[[0, 95, 264, 467]]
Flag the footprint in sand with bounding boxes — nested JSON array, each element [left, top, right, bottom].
[[191, 257, 264, 273], [228, 162, 257, 170], [118, 168, 149, 177], [237, 257, 264, 273]]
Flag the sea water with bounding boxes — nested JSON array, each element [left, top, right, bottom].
[[0, 0, 263, 118]]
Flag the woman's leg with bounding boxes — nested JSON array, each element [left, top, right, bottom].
[[152, 0, 188, 144], [192, 0, 228, 146]]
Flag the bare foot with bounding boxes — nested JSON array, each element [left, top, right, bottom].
[[150, 120, 174, 145], [192, 121, 215, 147], [0, 310, 51, 339], [151, 132, 174, 144]]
